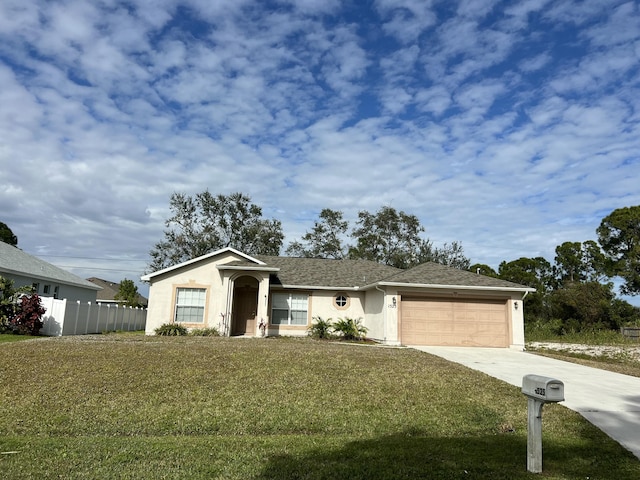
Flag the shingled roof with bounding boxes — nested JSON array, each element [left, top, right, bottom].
[[0, 241, 100, 290], [86, 277, 148, 305], [381, 261, 535, 291], [232, 255, 533, 292], [252, 255, 402, 289]]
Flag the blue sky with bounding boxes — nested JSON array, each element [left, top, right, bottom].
[[1, 0, 639, 300]]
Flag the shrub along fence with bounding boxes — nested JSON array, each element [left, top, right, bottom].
[[39, 297, 147, 336]]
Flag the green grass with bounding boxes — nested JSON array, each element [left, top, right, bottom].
[[1, 335, 638, 479], [0, 333, 40, 343], [525, 322, 639, 345]]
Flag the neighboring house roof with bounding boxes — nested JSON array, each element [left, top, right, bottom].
[[0, 241, 101, 290], [86, 277, 148, 305], [142, 247, 533, 293]]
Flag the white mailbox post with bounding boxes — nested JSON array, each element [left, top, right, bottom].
[[522, 375, 564, 473]]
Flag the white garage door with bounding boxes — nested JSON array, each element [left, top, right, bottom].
[[400, 297, 509, 347]]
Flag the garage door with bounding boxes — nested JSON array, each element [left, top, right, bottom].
[[400, 297, 509, 347]]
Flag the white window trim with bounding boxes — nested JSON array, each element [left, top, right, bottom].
[[174, 287, 207, 324], [271, 292, 309, 326]]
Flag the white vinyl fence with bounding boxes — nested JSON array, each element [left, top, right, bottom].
[[40, 297, 147, 336]]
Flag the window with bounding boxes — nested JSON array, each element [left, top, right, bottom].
[[271, 293, 308, 325], [334, 293, 349, 309], [43, 285, 51, 294], [175, 288, 206, 323], [32, 283, 39, 293], [53, 286, 59, 299]]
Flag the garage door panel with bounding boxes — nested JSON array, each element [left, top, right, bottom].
[[401, 297, 509, 347]]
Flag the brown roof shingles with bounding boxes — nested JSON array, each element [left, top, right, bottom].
[[253, 256, 402, 288], [382, 262, 534, 290], [233, 256, 533, 291]]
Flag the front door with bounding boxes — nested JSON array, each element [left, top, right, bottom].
[[232, 286, 258, 336]]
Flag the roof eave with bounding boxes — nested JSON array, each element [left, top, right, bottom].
[[216, 265, 280, 272], [141, 247, 266, 281], [0, 267, 102, 291], [373, 281, 537, 293], [273, 284, 362, 291]]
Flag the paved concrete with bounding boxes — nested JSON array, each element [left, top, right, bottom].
[[412, 346, 640, 460]]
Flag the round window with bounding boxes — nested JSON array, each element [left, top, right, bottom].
[[335, 294, 348, 308]]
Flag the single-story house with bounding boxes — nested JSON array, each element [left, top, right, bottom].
[[86, 277, 148, 306], [0, 241, 100, 303], [142, 247, 534, 349]]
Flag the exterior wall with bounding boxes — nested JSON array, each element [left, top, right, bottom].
[[363, 288, 400, 345], [508, 296, 526, 350], [145, 252, 271, 335], [265, 290, 366, 337], [2, 272, 98, 303], [309, 290, 365, 322]]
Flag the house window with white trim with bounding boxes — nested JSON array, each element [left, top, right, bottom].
[[175, 288, 206, 323], [271, 293, 308, 325]]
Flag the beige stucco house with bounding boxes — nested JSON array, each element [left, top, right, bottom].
[[142, 247, 534, 348]]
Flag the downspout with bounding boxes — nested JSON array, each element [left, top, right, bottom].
[[375, 284, 387, 344]]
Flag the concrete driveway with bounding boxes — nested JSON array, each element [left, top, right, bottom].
[[412, 346, 640, 460]]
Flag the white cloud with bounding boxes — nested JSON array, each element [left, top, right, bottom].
[[0, 0, 639, 305], [375, 0, 437, 44]]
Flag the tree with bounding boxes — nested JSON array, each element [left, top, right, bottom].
[[468, 263, 498, 277], [286, 209, 348, 259], [498, 257, 554, 320], [547, 281, 622, 331], [421, 241, 471, 270], [114, 279, 142, 307], [499, 257, 555, 291], [349, 206, 431, 269], [597, 205, 640, 295], [554, 240, 607, 287], [0, 222, 17, 246], [148, 191, 284, 271]]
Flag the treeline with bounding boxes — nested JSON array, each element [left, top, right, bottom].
[[471, 206, 640, 333], [148, 191, 471, 272]]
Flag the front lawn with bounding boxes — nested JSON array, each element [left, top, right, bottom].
[[0, 333, 39, 343], [1, 335, 638, 479]]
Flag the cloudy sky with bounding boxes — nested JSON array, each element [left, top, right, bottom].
[[1, 0, 639, 299]]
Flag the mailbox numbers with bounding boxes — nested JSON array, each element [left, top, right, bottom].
[[534, 387, 546, 396]]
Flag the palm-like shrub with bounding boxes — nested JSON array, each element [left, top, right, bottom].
[[189, 327, 220, 336], [155, 323, 188, 336], [332, 317, 367, 341], [308, 316, 333, 339]]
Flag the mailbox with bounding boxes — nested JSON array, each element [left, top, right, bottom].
[[522, 374, 564, 403], [522, 374, 565, 473]]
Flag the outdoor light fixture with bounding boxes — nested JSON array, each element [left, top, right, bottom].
[[392, 297, 397, 307], [514, 301, 519, 310]]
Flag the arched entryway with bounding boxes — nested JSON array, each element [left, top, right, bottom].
[[231, 276, 259, 336]]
